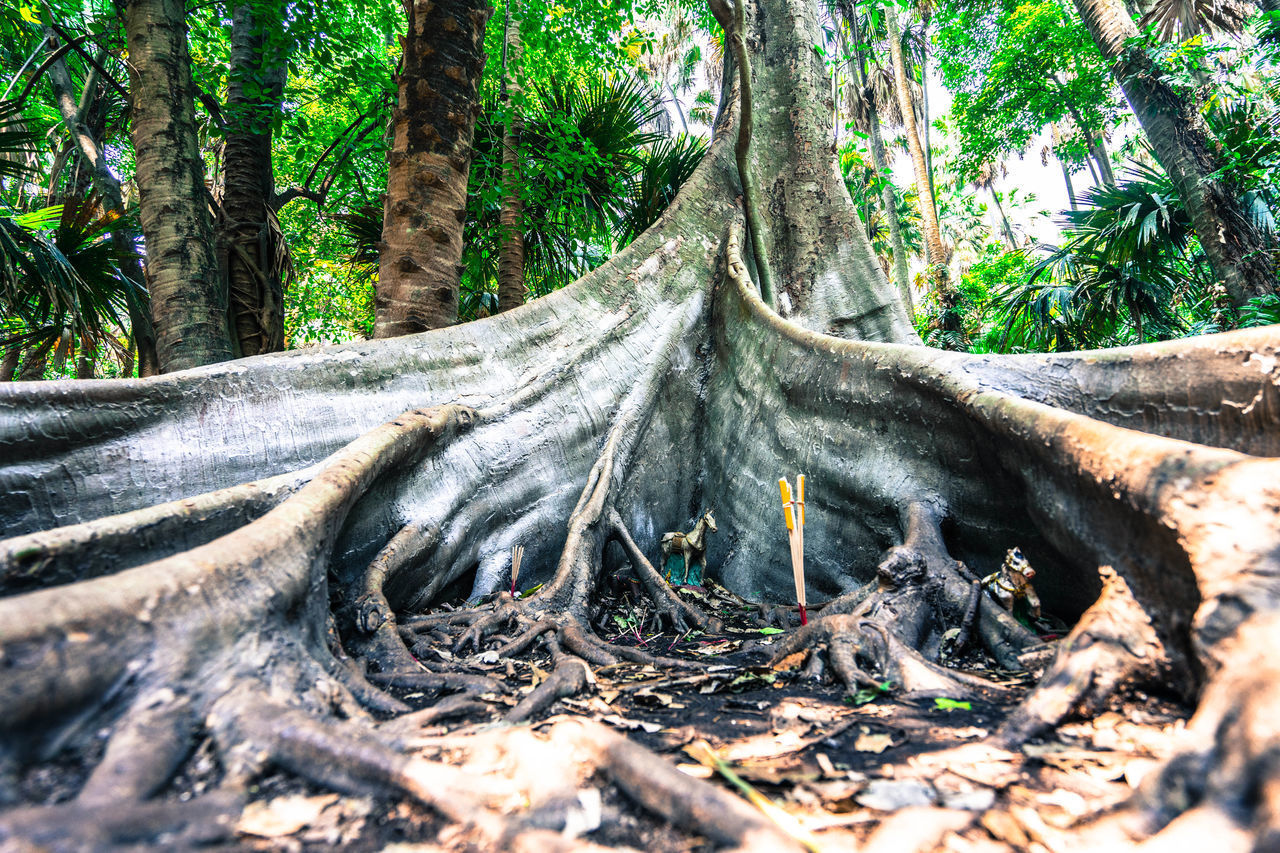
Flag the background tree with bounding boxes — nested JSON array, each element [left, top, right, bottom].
[[220, 0, 289, 357], [1072, 0, 1277, 306], [122, 0, 230, 371], [376, 0, 492, 337]]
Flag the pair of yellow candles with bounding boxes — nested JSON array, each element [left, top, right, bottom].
[[779, 475, 807, 625]]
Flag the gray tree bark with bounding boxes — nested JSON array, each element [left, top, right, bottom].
[[122, 0, 231, 371], [0, 0, 1277, 848]]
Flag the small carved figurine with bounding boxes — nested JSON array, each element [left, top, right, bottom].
[[982, 547, 1041, 619], [661, 509, 717, 586]]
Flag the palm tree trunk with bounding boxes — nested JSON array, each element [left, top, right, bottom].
[[221, 2, 287, 357], [17, 338, 52, 381], [122, 0, 230, 371], [377, 0, 492, 336], [846, 7, 912, 315], [76, 333, 95, 379], [1072, 0, 1277, 305], [885, 4, 958, 331], [0, 344, 20, 382], [45, 40, 160, 376], [990, 189, 1016, 248], [497, 1, 526, 314]]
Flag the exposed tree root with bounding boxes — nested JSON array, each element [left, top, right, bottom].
[[0, 466, 308, 594], [1, 0, 1278, 842], [773, 501, 1036, 702], [996, 567, 1167, 748]]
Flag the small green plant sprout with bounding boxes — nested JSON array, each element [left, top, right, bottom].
[[933, 697, 972, 712], [848, 680, 895, 706], [509, 544, 524, 597], [778, 474, 807, 624]]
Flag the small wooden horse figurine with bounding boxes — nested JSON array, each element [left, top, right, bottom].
[[661, 509, 717, 586]]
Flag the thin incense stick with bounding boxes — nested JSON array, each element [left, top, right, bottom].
[[795, 474, 806, 625], [510, 544, 524, 596], [779, 477, 807, 625]]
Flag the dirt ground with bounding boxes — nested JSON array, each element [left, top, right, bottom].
[[12, 578, 1188, 851]]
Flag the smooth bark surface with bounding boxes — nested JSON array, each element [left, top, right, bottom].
[[123, 0, 230, 371], [377, 0, 491, 336]]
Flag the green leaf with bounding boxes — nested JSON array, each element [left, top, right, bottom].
[[759, 627, 784, 635], [933, 697, 972, 711], [846, 680, 894, 706]]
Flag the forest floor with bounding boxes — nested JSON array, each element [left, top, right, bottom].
[[15, 579, 1189, 852]]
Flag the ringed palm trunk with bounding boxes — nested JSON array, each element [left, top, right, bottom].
[[221, 2, 287, 357], [1072, 0, 1277, 306], [377, 0, 492, 336], [45, 43, 160, 377], [884, 4, 959, 335], [497, 3, 526, 314], [122, 0, 230, 371]]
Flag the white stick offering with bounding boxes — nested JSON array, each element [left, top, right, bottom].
[[510, 544, 524, 597], [779, 476, 807, 625]]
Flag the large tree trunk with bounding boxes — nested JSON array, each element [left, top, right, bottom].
[[0, 0, 1277, 848], [496, 2, 526, 314], [122, 0, 230, 372], [884, 4, 959, 336], [1073, 0, 1277, 305], [220, 2, 287, 357], [376, 0, 492, 336], [45, 40, 160, 377]]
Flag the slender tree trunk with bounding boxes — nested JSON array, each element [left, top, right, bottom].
[[497, 1, 526, 314], [52, 328, 73, 376], [0, 344, 20, 382], [885, 4, 958, 332], [376, 0, 492, 337], [16, 338, 52, 381], [919, 38, 934, 197], [221, 2, 287, 357], [45, 40, 160, 376], [1090, 132, 1115, 186], [1072, 0, 1277, 305], [76, 333, 95, 379], [122, 0, 230, 371], [990, 188, 1017, 248], [845, 7, 912, 315], [1052, 77, 1116, 187], [1053, 128, 1080, 211]]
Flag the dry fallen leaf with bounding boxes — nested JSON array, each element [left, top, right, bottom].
[[600, 714, 662, 733], [772, 651, 807, 671], [855, 731, 895, 754], [237, 793, 339, 838]]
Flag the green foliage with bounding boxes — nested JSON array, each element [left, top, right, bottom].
[[936, 0, 1119, 182], [460, 74, 702, 317], [990, 163, 1229, 352]]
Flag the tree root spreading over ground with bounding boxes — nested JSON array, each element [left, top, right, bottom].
[[2, 0, 1280, 847]]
